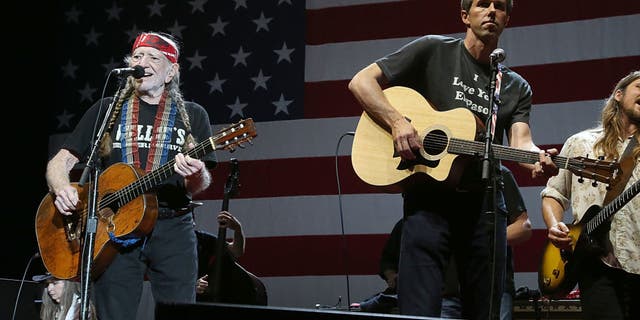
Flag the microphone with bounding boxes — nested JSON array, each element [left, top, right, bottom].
[[490, 48, 506, 64], [111, 65, 145, 79]]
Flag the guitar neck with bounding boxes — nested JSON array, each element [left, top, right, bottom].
[[104, 137, 216, 210], [448, 138, 571, 167], [585, 180, 640, 235]]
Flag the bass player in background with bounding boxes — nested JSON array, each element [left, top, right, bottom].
[[348, 0, 557, 317], [195, 208, 267, 306], [540, 70, 640, 319], [45, 31, 217, 319], [195, 210, 246, 297]]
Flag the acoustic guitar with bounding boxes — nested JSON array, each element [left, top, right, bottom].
[[35, 118, 257, 280], [538, 179, 640, 298], [351, 86, 620, 192]]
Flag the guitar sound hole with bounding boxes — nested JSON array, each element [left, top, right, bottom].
[[98, 193, 119, 219], [423, 130, 447, 156]]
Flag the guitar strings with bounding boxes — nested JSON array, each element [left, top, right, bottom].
[[423, 134, 616, 184], [75, 125, 241, 220]]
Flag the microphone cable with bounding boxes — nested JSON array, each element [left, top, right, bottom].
[[11, 252, 40, 320], [335, 131, 355, 310]]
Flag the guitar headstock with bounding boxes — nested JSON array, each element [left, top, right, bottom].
[[568, 156, 621, 187], [214, 118, 257, 152]]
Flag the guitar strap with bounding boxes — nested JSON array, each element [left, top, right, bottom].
[[600, 135, 638, 268], [603, 135, 638, 204], [489, 66, 503, 138]]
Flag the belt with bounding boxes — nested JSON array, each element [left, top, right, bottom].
[[157, 207, 191, 219]]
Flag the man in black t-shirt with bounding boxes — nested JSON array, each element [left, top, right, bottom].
[[348, 1, 556, 317]]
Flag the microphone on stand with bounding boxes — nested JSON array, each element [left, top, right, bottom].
[[111, 65, 145, 79], [490, 48, 506, 65]]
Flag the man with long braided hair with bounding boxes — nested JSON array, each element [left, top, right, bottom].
[[45, 31, 217, 319], [541, 70, 640, 319]]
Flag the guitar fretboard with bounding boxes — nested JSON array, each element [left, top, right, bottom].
[[97, 119, 254, 211], [585, 180, 640, 234], [421, 133, 617, 185]]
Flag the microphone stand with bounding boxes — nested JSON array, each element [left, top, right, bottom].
[[482, 59, 507, 320], [77, 76, 127, 320]]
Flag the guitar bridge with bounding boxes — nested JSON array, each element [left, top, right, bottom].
[[61, 212, 82, 254]]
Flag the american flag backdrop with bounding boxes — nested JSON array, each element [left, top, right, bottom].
[[48, 0, 640, 309]]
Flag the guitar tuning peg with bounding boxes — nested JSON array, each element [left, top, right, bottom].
[[228, 147, 236, 153], [578, 177, 584, 183], [592, 181, 598, 187], [237, 143, 246, 149]]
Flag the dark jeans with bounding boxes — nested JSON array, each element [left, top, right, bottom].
[[579, 256, 640, 320], [93, 212, 197, 320], [398, 189, 507, 319]]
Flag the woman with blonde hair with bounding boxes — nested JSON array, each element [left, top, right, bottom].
[[39, 276, 95, 320]]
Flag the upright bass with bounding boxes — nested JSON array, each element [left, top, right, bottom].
[[198, 158, 267, 305]]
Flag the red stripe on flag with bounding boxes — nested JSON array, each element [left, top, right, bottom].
[[513, 56, 640, 105], [235, 229, 551, 277], [306, 0, 640, 45], [304, 57, 640, 119], [512, 229, 548, 273], [240, 234, 387, 277], [196, 155, 556, 200], [307, 1, 457, 45]]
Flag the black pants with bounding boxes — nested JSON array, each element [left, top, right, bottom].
[[93, 212, 197, 320], [398, 189, 507, 319], [579, 256, 640, 320]]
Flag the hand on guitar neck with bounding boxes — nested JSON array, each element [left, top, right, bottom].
[[216, 210, 245, 259], [195, 210, 246, 295]]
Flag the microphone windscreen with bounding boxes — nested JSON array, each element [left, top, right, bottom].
[[132, 65, 145, 79]]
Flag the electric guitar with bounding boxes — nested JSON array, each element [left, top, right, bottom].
[[538, 179, 640, 298], [351, 86, 620, 192], [35, 118, 257, 280]]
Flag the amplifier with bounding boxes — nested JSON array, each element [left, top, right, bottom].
[[513, 299, 582, 320]]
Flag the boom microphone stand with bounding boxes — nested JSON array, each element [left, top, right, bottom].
[[482, 48, 507, 320], [76, 70, 134, 320]]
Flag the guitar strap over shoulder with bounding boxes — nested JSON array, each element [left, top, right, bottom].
[[604, 136, 638, 204], [600, 135, 637, 268]]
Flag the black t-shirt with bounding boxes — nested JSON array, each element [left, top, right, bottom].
[[377, 35, 532, 190], [379, 219, 403, 280], [61, 96, 217, 209], [501, 165, 527, 295], [376, 35, 532, 147]]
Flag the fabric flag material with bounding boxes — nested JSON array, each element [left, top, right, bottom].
[[50, 0, 640, 309]]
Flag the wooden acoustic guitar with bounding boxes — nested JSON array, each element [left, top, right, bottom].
[[35, 118, 257, 280], [538, 179, 639, 297], [351, 86, 620, 192]]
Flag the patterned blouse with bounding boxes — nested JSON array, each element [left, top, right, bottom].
[[540, 127, 640, 275]]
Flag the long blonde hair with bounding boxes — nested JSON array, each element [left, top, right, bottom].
[[40, 279, 96, 320], [593, 70, 640, 160]]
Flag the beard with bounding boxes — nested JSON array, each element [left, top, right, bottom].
[[622, 102, 640, 125]]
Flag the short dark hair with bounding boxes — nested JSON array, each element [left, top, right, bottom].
[[461, 0, 513, 15]]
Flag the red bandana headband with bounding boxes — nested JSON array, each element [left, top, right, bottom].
[[132, 33, 179, 63]]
